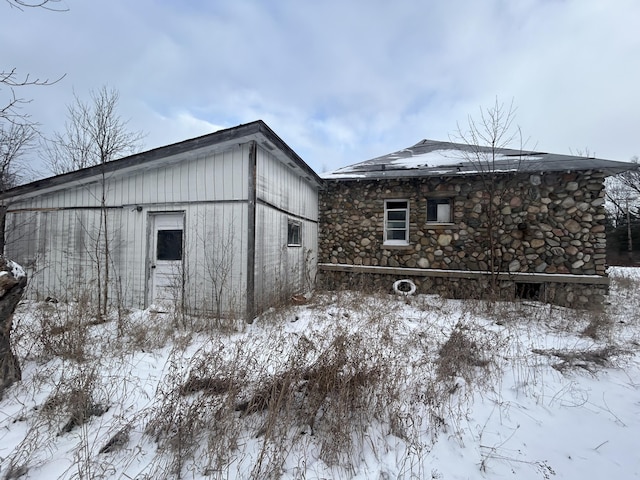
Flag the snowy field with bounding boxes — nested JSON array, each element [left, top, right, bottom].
[[1, 268, 639, 479]]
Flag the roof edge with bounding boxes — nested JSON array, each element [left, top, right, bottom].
[[1, 120, 323, 200]]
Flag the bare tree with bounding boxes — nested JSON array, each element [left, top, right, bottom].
[[452, 98, 526, 295], [606, 167, 640, 263], [41, 86, 144, 316], [0, 122, 37, 190], [43, 86, 145, 174], [616, 156, 640, 196], [0, 121, 37, 251], [0, 0, 67, 395]]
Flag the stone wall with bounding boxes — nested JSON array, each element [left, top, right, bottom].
[[319, 171, 608, 276], [318, 170, 609, 307], [318, 269, 609, 309]]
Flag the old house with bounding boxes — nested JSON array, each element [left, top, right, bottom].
[[318, 139, 633, 308], [1, 121, 322, 320]]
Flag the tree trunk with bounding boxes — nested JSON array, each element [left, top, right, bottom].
[[0, 256, 26, 398]]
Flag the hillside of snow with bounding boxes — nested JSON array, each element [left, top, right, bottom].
[[1, 268, 639, 479]]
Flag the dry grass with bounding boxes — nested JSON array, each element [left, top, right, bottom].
[[532, 345, 626, 373], [3, 270, 640, 479]]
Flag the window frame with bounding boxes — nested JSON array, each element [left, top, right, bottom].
[[384, 199, 410, 246], [287, 219, 302, 247], [426, 197, 453, 224]]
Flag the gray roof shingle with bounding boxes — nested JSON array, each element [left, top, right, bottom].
[[323, 139, 636, 180]]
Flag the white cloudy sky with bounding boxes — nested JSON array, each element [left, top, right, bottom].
[[2, 0, 639, 176]]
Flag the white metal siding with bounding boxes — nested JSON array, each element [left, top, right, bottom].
[[183, 203, 247, 316], [253, 147, 319, 313], [3, 140, 318, 318], [4, 144, 250, 314]]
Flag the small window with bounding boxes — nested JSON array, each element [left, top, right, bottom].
[[157, 229, 183, 261], [515, 282, 541, 301], [384, 200, 409, 245], [288, 220, 301, 246], [426, 198, 452, 223]]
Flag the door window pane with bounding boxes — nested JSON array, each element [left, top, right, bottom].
[[157, 229, 183, 260]]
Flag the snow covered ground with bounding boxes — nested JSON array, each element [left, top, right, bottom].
[[1, 268, 639, 479]]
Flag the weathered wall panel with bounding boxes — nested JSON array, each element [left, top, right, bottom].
[[253, 147, 318, 313]]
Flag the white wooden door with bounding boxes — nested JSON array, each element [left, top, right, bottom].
[[149, 212, 184, 309]]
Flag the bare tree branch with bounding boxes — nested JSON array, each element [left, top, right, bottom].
[[2, 0, 67, 122], [42, 86, 146, 174], [450, 98, 527, 294], [0, 68, 65, 123], [616, 156, 640, 196], [5, 0, 67, 11], [0, 121, 37, 190]]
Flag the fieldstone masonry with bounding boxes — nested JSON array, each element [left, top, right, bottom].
[[318, 170, 609, 308]]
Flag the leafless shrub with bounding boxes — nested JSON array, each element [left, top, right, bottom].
[[117, 309, 176, 351], [143, 341, 247, 477], [436, 322, 494, 383], [3, 464, 29, 480], [141, 304, 408, 478], [581, 312, 613, 341], [39, 364, 106, 436], [28, 297, 94, 362], [98, 427, 130, 454]]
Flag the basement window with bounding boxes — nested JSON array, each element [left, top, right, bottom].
[[288, 220, 301, 247], [426, 198, 452, 224], [515, 282, 541, 301], [384, 200, 409, 245]]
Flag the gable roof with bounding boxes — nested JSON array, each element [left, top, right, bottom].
[[1, 120, 323, 201], [323, 139, 636, 180]]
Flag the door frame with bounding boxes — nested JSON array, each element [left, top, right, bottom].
[[146, 211, 186, 308]]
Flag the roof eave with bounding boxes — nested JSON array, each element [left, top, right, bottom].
[[1, 120, 324, 201]]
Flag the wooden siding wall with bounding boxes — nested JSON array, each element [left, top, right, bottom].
[[254, 147, 318, 312], [4, 144, 250, 315]]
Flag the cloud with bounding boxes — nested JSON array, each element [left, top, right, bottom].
[[2, 0, 640, 177]]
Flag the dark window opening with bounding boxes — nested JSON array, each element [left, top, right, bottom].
[[515, 282, 541, 300], [157, 229, 183, 260], [426, 198, 452, 223]]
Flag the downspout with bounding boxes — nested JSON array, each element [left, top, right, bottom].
[[246, 141, 257, 322]]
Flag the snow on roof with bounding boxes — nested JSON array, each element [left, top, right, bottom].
[[387, 149, 543, 169], [322, 139, 635, 180]]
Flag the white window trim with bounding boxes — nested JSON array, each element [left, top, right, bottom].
[[287, 219, 302, 247], [384, 199, 410, 246], [426, 197, 454, 224]]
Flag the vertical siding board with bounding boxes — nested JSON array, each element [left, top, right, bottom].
[[212, 152, 223, 201], [183, 161, 192, 202], [196, 155, 206, 201]]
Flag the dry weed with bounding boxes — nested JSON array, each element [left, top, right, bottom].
[[532, 345, 626, 373]]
